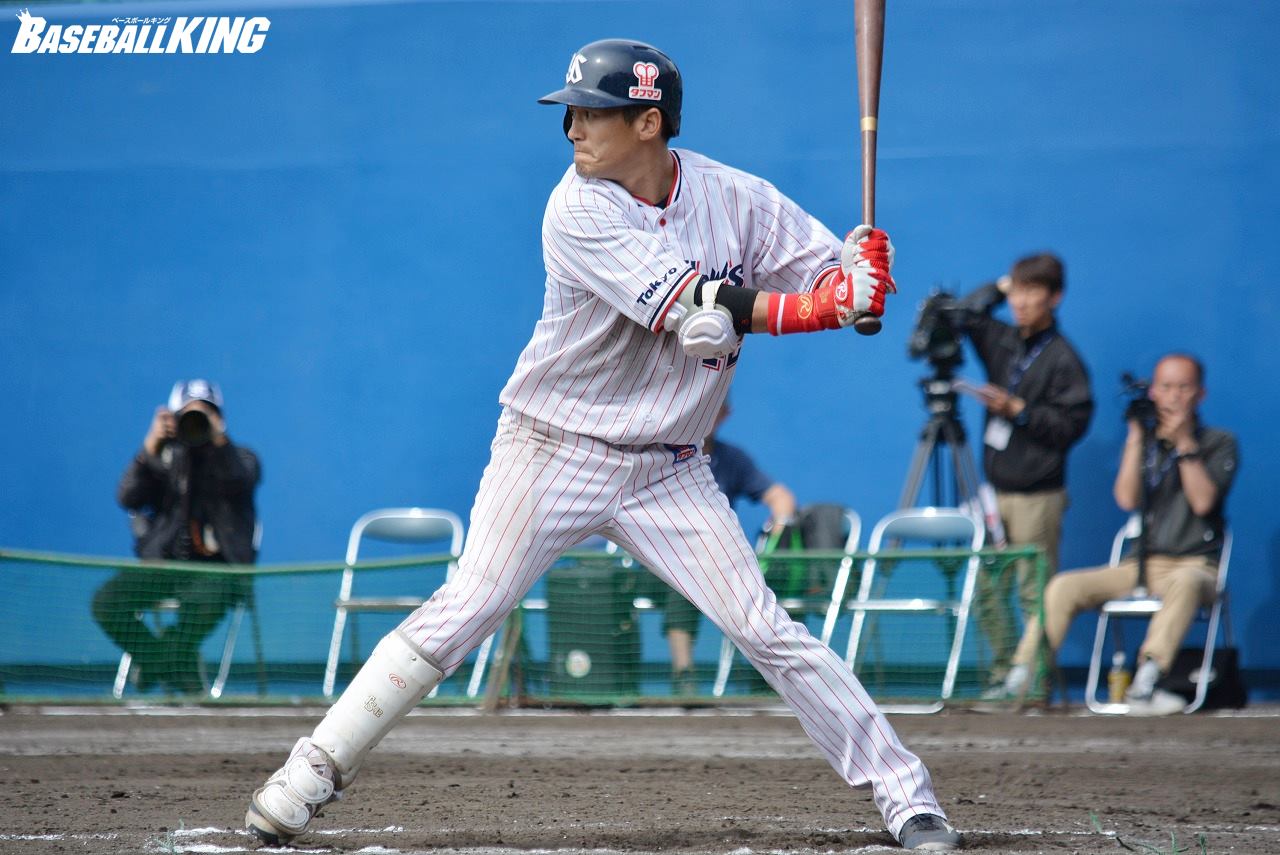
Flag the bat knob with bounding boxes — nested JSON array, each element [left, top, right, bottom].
[[852, 313, 882, 336]]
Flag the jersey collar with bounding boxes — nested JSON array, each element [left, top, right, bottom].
[[631, 150, 682, 209]]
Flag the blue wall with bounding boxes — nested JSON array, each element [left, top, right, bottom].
[[2, 0, 1277, 672]]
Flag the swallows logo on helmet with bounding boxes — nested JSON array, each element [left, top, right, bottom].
[[566, 52, 586, 84]]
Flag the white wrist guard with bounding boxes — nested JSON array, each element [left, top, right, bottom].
[[666, 278, 738, 359]]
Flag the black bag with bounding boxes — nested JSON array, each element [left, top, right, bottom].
[[1157, 646, 1247, 710]]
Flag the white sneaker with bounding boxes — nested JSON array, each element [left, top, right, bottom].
[[1126, 688, 1186, 717], [245, 737, 341, 845], [1126, 658, 1161, 702], [980, 664, 1029, 700], [1003, 664, 1029, 695]]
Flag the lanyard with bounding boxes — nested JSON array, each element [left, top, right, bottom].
[[1006, 333, 1055, 392], [1144, 440, 1178, 490]]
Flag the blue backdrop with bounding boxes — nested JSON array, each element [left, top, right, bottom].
[[2, 0, 1277, 676]]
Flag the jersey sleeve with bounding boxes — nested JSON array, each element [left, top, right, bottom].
[[747, 179, 842, 295], [543, 180, 700, 333]]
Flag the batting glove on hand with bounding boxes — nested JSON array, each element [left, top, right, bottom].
[[841, 224, 896, 278], [831, 225, 896, 323]]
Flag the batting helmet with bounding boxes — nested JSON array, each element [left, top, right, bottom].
[[538, 39, 683, 138]]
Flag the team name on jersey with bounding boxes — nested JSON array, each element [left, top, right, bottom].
[[635, 266, 684, 307], [700, 261, 745, 287]]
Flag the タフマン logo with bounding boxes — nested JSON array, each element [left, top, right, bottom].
[[11, 8, 270, 54], [628, 61, 662, 101]]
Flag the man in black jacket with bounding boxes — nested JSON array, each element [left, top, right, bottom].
[[956, 253, 1093, 695], [92, 380, 261, 694]]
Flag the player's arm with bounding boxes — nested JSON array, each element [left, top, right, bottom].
[[666, 227, 895, 357]]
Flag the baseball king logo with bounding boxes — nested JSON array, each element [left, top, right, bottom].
[[628, 61, 662, 101], [11, 8, 270, 54]]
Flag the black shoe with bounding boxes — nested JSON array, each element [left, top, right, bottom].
[[897, 813, 961, 851]]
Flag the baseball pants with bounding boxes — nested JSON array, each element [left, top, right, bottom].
[[396, 410, 946, 837]]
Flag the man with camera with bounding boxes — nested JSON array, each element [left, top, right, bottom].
[[1002, 354, 1237, 713], [92, 379, 261, 694], [955, 253, 1094, 697]]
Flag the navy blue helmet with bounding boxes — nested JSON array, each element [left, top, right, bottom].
[[538, 39, 682, 137]]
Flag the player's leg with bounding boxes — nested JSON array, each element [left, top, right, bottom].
[[608, 451, 954, 847], [247, 414, 626, 844]]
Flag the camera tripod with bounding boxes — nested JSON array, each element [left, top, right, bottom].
[[898, 370, 983, 510]]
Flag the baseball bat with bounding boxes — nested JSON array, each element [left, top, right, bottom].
[[852, 0, 886, 336]]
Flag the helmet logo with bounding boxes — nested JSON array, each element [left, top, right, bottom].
[[628, 61, 663, 101], [566, 52, 587, 84]]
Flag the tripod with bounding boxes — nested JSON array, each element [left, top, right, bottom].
[[898, 369, 983, 511]]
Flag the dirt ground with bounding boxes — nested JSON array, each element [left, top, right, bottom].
[[0, 705, 1277, 854]]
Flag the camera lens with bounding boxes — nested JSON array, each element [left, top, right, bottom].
[[176, 409, 212, 446]]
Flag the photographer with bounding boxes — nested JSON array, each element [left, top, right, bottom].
[[1003, 354, 1237, 714], [955, 253, 1094, 697], [92, 380, 261, 694]]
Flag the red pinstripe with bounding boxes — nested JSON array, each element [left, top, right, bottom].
[[384, 147, 944, 839], [394, 415, 944, 837]]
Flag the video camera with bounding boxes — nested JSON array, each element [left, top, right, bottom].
[[1120, 372, 1157, 428], [908, 290, 966, 376]]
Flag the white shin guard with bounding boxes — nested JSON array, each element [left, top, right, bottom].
[[311, 631, 443, 785]]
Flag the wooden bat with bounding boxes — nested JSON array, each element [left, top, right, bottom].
[[852, 0, 886, 336]]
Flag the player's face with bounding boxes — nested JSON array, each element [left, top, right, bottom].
[[1007, 280, 1060, 335], [565, 107, 644, 180]]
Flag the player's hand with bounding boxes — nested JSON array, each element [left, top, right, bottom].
[[840, 224, 896, 282], [833, 225, 896, 324]]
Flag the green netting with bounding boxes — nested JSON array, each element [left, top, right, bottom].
[[0, 545, 1045, 707]]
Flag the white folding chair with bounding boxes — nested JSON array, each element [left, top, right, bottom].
[[1084, 516, 1233, 714], [712, 509, 861, 698], [112, 520, 263, 699], [322, 508, 471, 698], [843, 507, 984, 712]]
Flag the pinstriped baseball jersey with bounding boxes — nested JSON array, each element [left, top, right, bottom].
[[500, 148, 842, 446]]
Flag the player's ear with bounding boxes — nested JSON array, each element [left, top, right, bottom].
[[636, 107, 664, 141]]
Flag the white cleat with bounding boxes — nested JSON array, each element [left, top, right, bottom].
[[245, 737, 341, 845]]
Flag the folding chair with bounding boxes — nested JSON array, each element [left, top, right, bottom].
[[842, 507, 984, 712], [112, 520, 264, 699], [322, 508, 473, 698], [711, 508, 861, 697], [1084, 516, 1234, 714]]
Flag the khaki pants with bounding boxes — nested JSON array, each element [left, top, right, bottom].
[[974, 488, 1066, 681], [1013, 554, 1217, 672]]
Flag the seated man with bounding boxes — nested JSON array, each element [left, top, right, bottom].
[[1002, 353, 1237, 714], [93, 380, 262, 694]]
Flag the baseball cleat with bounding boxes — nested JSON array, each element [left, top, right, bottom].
[[897, 813, 961, 851], [245, 737, 341, 845]]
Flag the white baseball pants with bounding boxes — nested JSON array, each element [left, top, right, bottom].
[[397, 411, 946, 836]]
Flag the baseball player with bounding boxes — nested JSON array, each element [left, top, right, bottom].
[[245, 39, 961, 852]]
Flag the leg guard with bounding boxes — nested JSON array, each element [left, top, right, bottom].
[[245, 631, 442, 845], [311, 630, 443, 784]]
